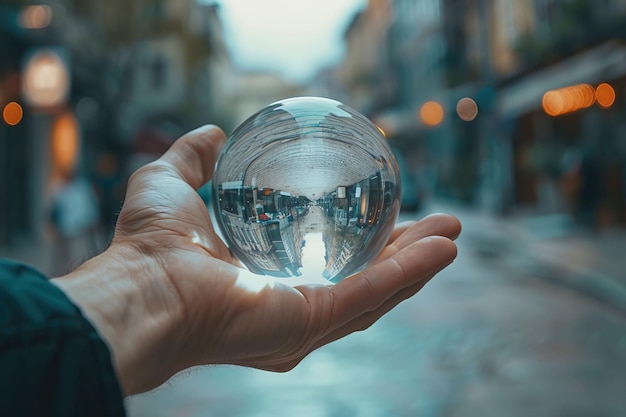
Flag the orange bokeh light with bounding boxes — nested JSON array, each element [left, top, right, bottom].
[[51, 112, 80, 175], [3, 102, 23, 125], [542, 91, 564, 116], [420, 101, 444, 126], [580, 84, 597, 107], [542, 83, 596, 117], [595, 83, 616, 108]]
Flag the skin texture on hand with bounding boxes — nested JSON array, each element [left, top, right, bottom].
[[53, 125, 461, 396]]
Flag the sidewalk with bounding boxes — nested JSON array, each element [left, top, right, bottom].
[[528, 224, 626, 312], [422, 201, 626, 313]]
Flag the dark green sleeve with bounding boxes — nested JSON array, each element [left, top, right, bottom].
[[0, 259, 126, 417]]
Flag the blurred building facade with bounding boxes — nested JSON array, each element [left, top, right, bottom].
[[3, 0, 626, 253], [0, 0, 236, 246], [1, 2, 62, 246], [333, 0, 626, 227]]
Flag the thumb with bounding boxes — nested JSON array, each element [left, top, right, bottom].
[[158, 125, 227, 189]]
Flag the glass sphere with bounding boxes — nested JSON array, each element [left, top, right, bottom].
[[211, 97, 401, 285]]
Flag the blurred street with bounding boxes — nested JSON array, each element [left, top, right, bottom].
[[124, 202, 626, 417], [3, 1, 626, 415], [2, 196, 626, 416]]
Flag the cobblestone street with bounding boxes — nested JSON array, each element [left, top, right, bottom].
[[126, 206, 626, 417]]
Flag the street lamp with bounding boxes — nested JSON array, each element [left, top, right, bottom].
[[21, 48, 69, 110]]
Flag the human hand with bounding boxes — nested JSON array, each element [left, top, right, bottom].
[[53, 125, 460, 396]]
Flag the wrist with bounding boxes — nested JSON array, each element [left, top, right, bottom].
[[52, 245, 186, 395]]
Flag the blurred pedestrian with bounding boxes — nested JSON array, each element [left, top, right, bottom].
[[0, 125, 460, 416], [48, 170, 100, 275]]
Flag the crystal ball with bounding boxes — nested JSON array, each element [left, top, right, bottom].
[[211, 97, 401, 284]]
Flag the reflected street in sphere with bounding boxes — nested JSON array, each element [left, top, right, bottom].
[[210, 97, 401, 284]]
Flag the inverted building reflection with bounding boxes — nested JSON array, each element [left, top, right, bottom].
[[216, 171, 395, 281]]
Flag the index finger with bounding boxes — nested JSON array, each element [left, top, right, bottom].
[[375, 213, 462, 263], [328, 235, 457, 328]]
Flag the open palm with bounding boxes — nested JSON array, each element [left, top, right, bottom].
[[73, 125, 460, 394]]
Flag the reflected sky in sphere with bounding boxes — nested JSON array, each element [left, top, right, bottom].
[[211, 97, 401, 284]]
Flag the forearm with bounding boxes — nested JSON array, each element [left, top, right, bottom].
[[52, 246, 185, 395]]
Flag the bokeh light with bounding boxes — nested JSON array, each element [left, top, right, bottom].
[[51, 112, 79, 176], [456, 97, 479, 121], [542, 90, 564, 116], [580, 84, 597, 107], [3, 102, 23, 126], [420, 101, 444, 126], [595, 83, 616, 108], [22, 50, 70, 108], [542, 84, 596, 116], [19, 5, 53, 29]]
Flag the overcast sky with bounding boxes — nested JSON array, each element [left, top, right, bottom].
[[206, 0, 366, 83]]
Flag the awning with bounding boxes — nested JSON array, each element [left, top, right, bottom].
[[498, 41, 626, 117]]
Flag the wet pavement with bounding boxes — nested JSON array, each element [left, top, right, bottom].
[[125, 206, 626, 417]]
